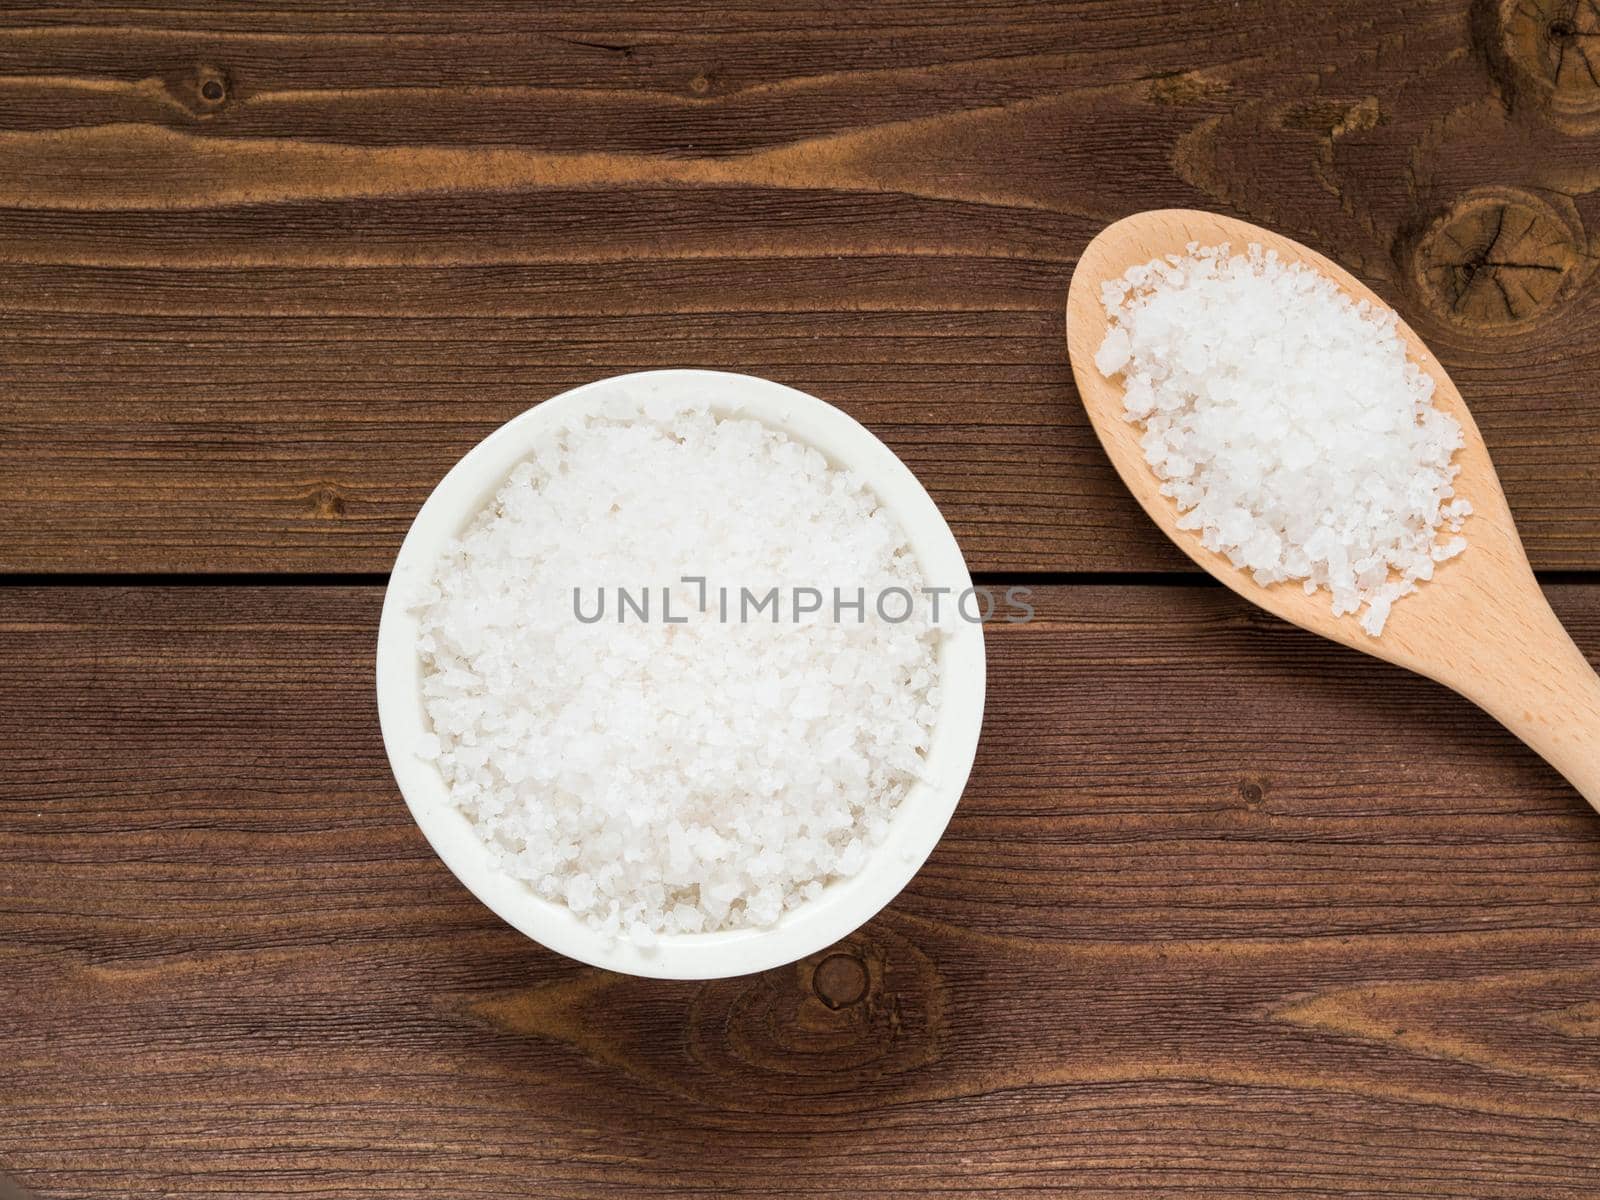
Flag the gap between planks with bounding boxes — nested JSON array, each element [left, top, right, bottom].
[[5, 570, 1600, 589]]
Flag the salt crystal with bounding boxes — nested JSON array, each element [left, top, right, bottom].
[[1094, 327, 1132, 375]]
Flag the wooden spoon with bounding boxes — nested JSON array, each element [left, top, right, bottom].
[[1066, 209, 1600, 814]]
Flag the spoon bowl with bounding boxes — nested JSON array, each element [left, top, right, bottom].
[[1067, 209, 1600, 812]]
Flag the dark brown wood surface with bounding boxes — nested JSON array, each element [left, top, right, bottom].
[[1, 0, 1599, 571], [4, 3, 1600, 1198], [2, 586, 1599, 1199]]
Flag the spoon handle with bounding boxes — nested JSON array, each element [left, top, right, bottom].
[[1447, 590, 1600, 815]]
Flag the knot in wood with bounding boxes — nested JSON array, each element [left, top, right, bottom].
[[813, 952, 869, 1008], [195, 67, 230, 110], [1494, 0, 1600, 130], [680, 927, 944, 1106], [1403, 188, 1584, 331], [310, 484, 346, 518]]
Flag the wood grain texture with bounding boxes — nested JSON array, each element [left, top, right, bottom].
[[1, 1, 1599, 571], [3, 584, 1598, 1198]]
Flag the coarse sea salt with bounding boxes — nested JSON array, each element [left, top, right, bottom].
[[411, 398, 940, 945], [1094, 242, 1470, 636]]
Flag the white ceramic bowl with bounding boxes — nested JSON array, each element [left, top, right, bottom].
[[376, 369, 985, 979]]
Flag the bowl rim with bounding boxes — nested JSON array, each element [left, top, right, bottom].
[[375, 369, 986, 979]]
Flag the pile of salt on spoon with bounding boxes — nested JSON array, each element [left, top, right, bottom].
[[1094, 243, 1469, 637]]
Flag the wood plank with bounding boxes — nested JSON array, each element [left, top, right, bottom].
[[1, 1, 1598, 571], [2, 583, 1598, 1198]]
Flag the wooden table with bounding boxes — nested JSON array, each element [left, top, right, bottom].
[[3, 3, 1599, 1197]]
